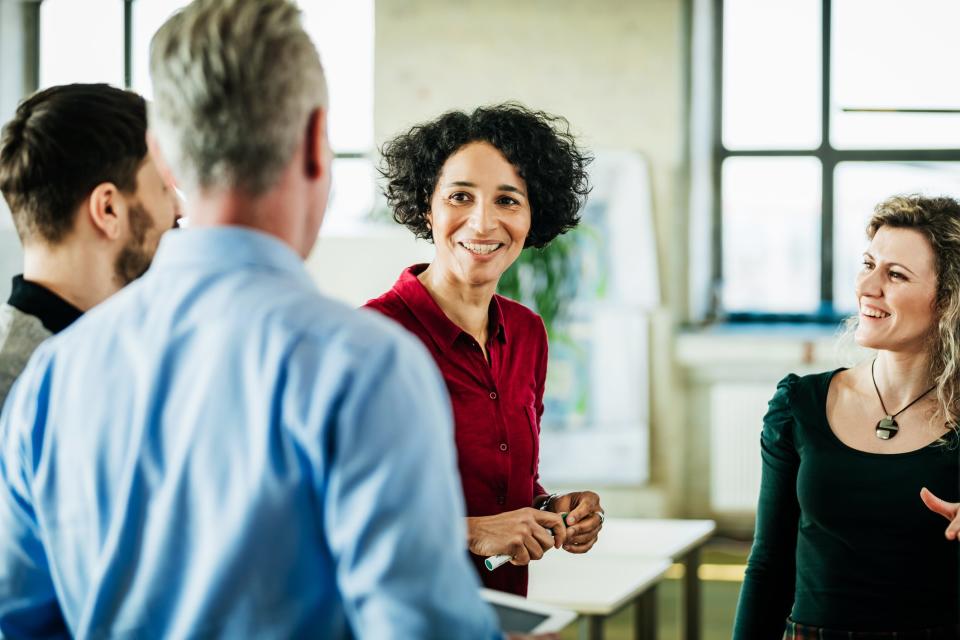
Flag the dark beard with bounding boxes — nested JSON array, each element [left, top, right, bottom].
[[114, 201, 155, 285]]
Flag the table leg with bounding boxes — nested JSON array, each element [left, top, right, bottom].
[[682, 548, 702, 640], [634, 584, 658, 640], [578, 615, 604, 640]]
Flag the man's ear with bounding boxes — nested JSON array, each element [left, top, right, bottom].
[[85, 182, 125, 241], [304, 107, 330, 180]]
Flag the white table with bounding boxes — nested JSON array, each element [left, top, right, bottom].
[[528, 553, 671, 640], [589, 518, 717, 640]]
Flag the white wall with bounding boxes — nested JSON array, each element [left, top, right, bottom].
[[305, 228, 434, 307], [375, 0, 685, 303], [0, 230, 22, 303]]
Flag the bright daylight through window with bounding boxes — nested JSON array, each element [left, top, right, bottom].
[[718, 0, 960, 320]]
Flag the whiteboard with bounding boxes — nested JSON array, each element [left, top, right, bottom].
[[537, 151, 658, 486]]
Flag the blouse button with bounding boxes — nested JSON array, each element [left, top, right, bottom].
[[496, 496, 506, 505], [489, 391, 498, 400], [499, 443, 508, 452]]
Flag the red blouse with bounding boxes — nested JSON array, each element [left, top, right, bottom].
[[364, 264, 549, 596]]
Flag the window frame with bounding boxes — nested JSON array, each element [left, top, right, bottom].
[[50, 0, 377, 231], [710, 0, 960, 324], [107, 0, 364, 164]]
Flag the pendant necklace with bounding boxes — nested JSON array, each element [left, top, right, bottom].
[[870, 358, 936, 440]]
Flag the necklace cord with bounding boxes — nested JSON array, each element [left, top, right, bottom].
[[870, 358, 937, 419]]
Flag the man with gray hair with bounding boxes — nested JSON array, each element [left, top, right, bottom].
[[0, 0, 502, 637]]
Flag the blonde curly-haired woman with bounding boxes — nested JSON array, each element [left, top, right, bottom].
[[734, 195, 960, 639]]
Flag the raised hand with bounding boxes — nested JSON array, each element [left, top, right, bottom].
[[920, 487, 960, 540]]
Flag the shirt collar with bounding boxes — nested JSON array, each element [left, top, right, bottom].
[[148, 226, 313, 288], [391, 264, 507, 349], [6, 275, 83, 334]]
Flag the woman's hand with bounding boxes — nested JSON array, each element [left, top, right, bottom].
[[467, 508, 567, 565], [549, 491, 604, 553], [920, 487, 960, 540]]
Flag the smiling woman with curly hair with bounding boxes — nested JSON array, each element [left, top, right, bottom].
[[380, 102, 589, 248], [734, 194, 960, 638], [365, 103, 602, 597]]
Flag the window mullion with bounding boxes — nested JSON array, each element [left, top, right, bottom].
[[124, 0, 133, 88], [710, 0, 724, 320], [819, 0, 834, 314], [22, 0, 41, 95]]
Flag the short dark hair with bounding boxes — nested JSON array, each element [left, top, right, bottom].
[[0, 83, 148, 244], [380, 102, 592, 248]]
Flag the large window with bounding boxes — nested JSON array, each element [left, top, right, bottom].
[[715, 0, 960, 321], [36, 0, 375, 232], [39, 0, 125, 88]]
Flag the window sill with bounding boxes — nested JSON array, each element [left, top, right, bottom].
[[675, 322, 867, 373]]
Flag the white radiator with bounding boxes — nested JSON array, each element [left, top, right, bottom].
[[709, 383, 772, 512]]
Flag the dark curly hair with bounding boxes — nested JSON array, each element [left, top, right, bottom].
[[379, 102, 592, 248]]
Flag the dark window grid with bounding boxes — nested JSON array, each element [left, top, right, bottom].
[[710, 0, 960, 323]]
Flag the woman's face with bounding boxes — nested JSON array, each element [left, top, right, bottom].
[[427, 141, 531, 288], [854, 225, 938, 353]]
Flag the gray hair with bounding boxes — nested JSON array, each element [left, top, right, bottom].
[[148, 0, 328, 194]]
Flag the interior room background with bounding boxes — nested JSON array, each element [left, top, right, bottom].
[[1, 0, 957, 537]]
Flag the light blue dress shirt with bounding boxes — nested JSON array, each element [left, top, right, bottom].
[[0, 227, 501, 639]]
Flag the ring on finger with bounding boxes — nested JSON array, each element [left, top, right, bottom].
[[596, 511, 605, 525]]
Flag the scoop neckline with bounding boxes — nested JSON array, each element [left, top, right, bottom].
[[819, 367, 949, 458]]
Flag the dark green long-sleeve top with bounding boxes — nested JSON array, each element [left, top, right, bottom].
[[733, 370, 959, 638]]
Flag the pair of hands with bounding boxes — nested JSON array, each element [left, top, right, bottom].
[[920, 487, 960, 540], [467, 491, 603, 566]]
